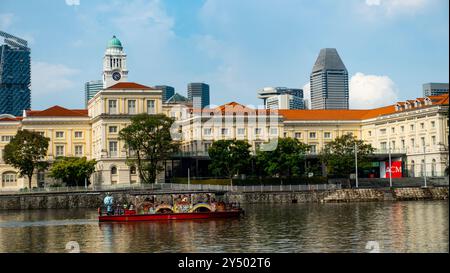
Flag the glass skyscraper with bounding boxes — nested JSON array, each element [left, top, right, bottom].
[[188, 83, 210, 109], [85, 80, 103, 107], [155, 85, 175, 102], [423, 83, 449, 97], [0, 32, 31, 116], [310, 48, 349, 110]]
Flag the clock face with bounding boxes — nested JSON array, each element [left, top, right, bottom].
[[112, 72, 121, 81]]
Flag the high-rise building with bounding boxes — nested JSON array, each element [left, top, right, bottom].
[[266, 94, 305, 110], [258, 87, 305, 109], [155, 85, 175, 102], [423, 83, 449, 97], [188, 83, 210, 109], [0, 31, 31, 116], [103, 35, 128, 89], [85, 80, 103, 107], [310, 48, 349, 110]]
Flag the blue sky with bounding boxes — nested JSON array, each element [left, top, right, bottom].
[[1, 0, 448, 110]]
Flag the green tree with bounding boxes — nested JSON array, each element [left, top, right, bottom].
[[319, 133, 375, 178], [119, 113, 179, 184], [3, 130, 50, 189], [208, 140, 252, 185], [49, 157, 96, 187], [256, 138, 310, 181]]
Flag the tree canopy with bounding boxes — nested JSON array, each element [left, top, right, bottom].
[[119, 113, 179, 183], [319, 133, 375, 178], [3, 130, 50, 189], [49, 157, 96, 187], [208, 139, 252, 184], [256, 137, 310, 179]]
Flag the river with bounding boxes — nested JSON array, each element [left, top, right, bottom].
[[0, 201, 448, 253]]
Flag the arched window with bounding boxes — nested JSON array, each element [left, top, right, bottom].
[[410, 160, 415, 177], [130, 166, 137, 175], [431, 159, 436, 177], [421, 159, 425, 177], [2, 172, 17, 186], [111, 166, 117, 175]]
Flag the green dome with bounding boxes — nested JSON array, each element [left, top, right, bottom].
[[107, 35, 122, 49]]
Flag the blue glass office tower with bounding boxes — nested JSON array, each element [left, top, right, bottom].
[[0, 31, 31, 116], [188, 83, 210, 109], [155, 85, 175, 102]]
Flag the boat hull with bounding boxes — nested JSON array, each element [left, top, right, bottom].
[[98, 210, 243, 222]]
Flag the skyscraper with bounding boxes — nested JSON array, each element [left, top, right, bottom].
[[0, 31, 31, 116], [155, 85, 175, 102], [310, 48, 349, 110], [85, 80, 103, 107], [423, 83, 449, 97], [258, 87, 305, 109], [188, 83, 210, 109]]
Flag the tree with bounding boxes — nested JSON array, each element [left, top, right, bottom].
[[119, 113, 179, 184], [3, 130, 50, 189], [256, 138, 310, 181], [208, 140, 252, 185], [49, 157, 96, 187], [319, 134, 375, 178]]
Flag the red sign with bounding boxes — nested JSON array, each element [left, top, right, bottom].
[[385, 161, 402, 178]]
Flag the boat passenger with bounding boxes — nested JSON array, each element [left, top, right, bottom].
[[103, 193, 114, 215]]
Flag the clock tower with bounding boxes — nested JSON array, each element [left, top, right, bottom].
[[102, 35, 128, 88]]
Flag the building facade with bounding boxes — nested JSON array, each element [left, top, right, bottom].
[[423, 83, 449, 97], [0, 32, 31, 116], [85, 80, 103, 107], [258, 87, 304, 109], [188, 83, 210, 109], [266, 94, 305, 110], [310, 48, 349, 110]]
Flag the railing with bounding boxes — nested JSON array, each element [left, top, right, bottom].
[[0, 183, 341, 195]]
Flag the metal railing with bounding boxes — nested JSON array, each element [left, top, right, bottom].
[[0, 182, 341, 195]]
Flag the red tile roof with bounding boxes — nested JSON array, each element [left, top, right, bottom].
[[26, 106, 88, 117], [0, 117, 23, 122], [106, 82, 156, 90]]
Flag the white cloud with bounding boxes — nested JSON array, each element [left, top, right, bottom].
[[65, 0, 80, 6], [363, 0, 431, 15], [365, 0, 381, 6], [32, 62, 79, 95], [349, 72, 399, 109], [0, 13, 14, 30]]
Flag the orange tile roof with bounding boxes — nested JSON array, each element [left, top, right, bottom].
[[26, 106, 88, 117], [0, 117, 23, 122], [106, 82, 156, 90]]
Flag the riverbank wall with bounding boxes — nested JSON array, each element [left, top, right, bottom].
[[0, 187, 447, 210]]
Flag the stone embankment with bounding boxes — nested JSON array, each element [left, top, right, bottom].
[[0, 187, 448, 210]]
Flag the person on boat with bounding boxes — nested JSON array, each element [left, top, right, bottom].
[[104, 193, 114, 215]]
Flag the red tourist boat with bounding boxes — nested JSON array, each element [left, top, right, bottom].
[[98, 191, 244, 222]]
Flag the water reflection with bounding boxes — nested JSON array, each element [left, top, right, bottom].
[[0, 201, 448, 253]]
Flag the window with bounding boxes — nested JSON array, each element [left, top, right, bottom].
[[109, 126, 118, 133], [294, 132, 301, 138], [401, 126, 404, 132], [1, 136, 13, 142], [56, 131, 64, 138], [410, 124, 414, 131], [255, 128, 262, 135], [130, 166, 137, 175], [391, 141, 396, 150], [431, 136, 436, 145], [237, 128, 245, 135], [204, 143, 212, 152], [128, 100, 136, 114], [380, 142, 387, 151], [309, 145, 317, 154], [421, 137, 425, 147], [324, 132, 331, 139], [309, 132, 316, 139], [391, 127, 395, 133], [380, 129, 387, 135], [111, 166, 117, 175], [37, 132, 45, 136], [75, 145, 83, 156], [270, 128, 278, 135], [431, 121, 435, 128], [204, 128, 212, 135], [2, 172, 17, 186], [109, 141, 118, 157], [411, 138, 415, 148], [74, 131, 83, 138], [431, 159, 436, 176], [109, 100, 117, 114], [420, 123, 424, 129], [401, 139, 405, 149], [147, 100, 155, 114], [221, 128, 228, 135], [56, 145, 65, 156], [368, 131, 372, 137]]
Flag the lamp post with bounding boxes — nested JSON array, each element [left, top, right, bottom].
[[355, 142, 358, 188]]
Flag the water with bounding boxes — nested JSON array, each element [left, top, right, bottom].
[[0, 201, 448, 253]]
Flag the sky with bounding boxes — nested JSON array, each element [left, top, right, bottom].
[[0, 0, 448, 110]]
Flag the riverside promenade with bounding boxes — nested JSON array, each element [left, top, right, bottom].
[[0, 181, 447, 210]]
